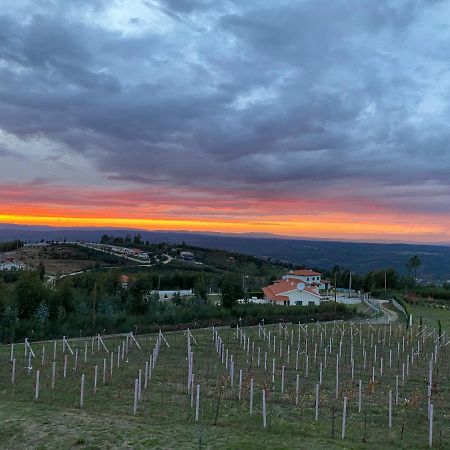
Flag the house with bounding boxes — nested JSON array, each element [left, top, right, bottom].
[[180, 251, 195, 261], [136, 252, 150, 260], [282, 269, 331, 290], [119, 274, 130, 289], [262, 278, 321, 306]]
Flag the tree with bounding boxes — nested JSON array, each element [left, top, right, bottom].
[[15, 271, 48, 319], [194, 277, 208, 302], [220, 273, 243, 308], [48, 279, 74, 319], [0, 279, 7, 315], [100, 234, 111, 244], [37, 261, 46, 281], [133, 234, 143, 245], [127, 275, 153, 314], [406, 255, 421, 285]]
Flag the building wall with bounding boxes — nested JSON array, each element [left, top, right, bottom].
[[283, 274, 322, 283], [286, 289, 321, 306]]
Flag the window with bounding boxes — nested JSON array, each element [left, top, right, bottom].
[[308, 301, 315, 306], [296, 301, 303, 306], [284, 300, 289, 306]]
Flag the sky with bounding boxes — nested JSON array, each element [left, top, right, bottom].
[[1, 0, 450, 244]]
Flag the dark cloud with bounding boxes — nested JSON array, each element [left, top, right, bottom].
[[0, 0, 450, 217]]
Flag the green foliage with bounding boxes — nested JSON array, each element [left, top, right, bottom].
[[193, 277, 208, 302], [0, 279, 6, 315], [15, 271, 48, 319], [0, 240, 24, 252], [406, 255, 421, 285], [220, 273, 244, 308], [37, 261, 46, 281]]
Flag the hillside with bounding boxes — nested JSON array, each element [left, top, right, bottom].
[[1, 225, 450, 281]]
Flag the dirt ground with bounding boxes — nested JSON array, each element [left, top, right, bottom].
[[2, 245, 109, 276]]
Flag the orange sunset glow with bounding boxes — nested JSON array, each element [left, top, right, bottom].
[[1, 0, 450, 246]]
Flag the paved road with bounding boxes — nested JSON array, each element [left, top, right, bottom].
[[359, 298, 399, 325]]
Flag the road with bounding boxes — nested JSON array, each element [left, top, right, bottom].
[[360, 298, 399, 325]]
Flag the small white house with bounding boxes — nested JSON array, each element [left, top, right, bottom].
[[180, 251, 195, 261]]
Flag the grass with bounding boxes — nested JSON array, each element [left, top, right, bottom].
[[409, 303, 450, 332], [0, 319, 448, 449]]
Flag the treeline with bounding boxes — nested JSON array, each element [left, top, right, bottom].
[[323, 266, 420, 292], [0, 240, 24, 252], [323, 264, 450, 305], [0, 269, 355, 343]]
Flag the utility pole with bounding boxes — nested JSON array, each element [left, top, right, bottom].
[[158, 275, 162, 291], [334, 272, 337, 315], [92, 282, 97, 326], [384, 271, 387, 294], [348, 271, 352, 298], [242, 274, 248, 299]]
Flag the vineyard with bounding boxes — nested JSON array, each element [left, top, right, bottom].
[[0, 319, 448, 449]]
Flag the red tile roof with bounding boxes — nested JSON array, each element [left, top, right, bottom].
[[291, 269, 322, 276], [262, 287, 290, 302], [263, 278, 320, 301]]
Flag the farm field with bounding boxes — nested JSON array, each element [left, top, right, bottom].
[[0, 318, 448, 450]]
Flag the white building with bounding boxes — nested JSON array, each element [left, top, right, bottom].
[[0, 261, 26, 271], [282, 269, 331, 290], [262, 278, 321, 306], [155, 289, 193, 300]]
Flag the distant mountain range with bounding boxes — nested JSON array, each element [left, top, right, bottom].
[[1, 224, 449, 281]]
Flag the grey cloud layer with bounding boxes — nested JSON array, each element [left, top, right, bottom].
[[0, 0, 450, 214]]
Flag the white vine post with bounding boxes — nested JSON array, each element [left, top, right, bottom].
[[341, 397, 348, 439], [94, 365, 98, 396], [190, 374, 195, 408], [11, 358, 16, 385], [249, 378, 254, 414], [429, 404, 433, 448], [358, 380, 362, 413], [133, 378, 138, 414], [62, 336, 74, 355], [35, 370, 40, 400], [195, 384, 200, 422], [315, 384, 319, 421], [28, 352, 32, 376], [51, 361, 56, 390], [335, 355, 339, 399], [239, 369, 243, 401], [262, 390, 267, 429], [388, 390, 392, 429], [103, 358, 107, 384], [80, 374, 85, 408], [138, 369, 142, 402]]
